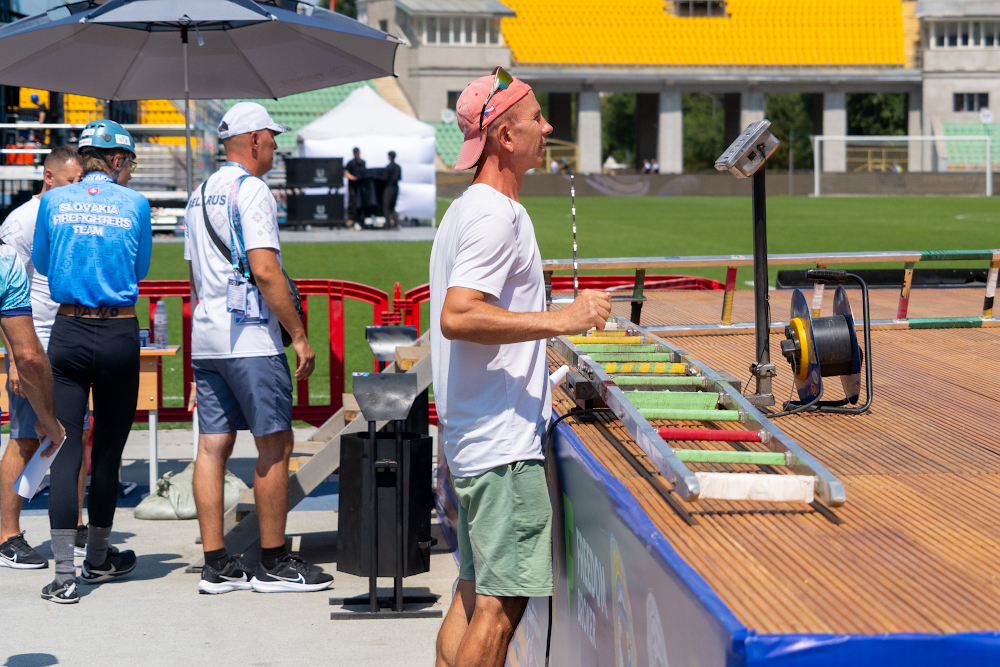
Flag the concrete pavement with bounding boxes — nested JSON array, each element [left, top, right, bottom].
[[0, 428, 457, 666]]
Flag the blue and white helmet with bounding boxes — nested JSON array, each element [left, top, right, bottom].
[[78, 119, 135, 159]]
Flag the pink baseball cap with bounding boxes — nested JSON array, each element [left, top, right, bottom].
[[454, 69, 532, 170]]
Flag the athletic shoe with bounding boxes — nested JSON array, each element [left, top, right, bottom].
[[79, 546, 136, 584], [74, 525, 87, 558], [0, 532, 48, 569], [198, 556, 253, 595], [250, 554, 334, 593], [41, 579, 79, 604]]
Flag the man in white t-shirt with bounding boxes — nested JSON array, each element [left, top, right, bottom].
[[0, 146, 90, 570], [432, 69, 611, 667], [184, 102, 331, 595]]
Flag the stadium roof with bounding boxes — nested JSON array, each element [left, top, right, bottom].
[[396, 0, 515, 15], [916, 1, 1000, 18], [499, 0, 906, 67]]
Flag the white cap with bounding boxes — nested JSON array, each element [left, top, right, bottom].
[[218, 102, 290, 139]]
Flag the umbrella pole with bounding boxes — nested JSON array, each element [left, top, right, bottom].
[[183, 28, 193, 199]]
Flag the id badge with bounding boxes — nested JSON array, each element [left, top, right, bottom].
[[244, 286, 261, 321], [227, 277, 247, 313]]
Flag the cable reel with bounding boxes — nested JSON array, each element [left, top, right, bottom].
[[777, 269, 873, 415]]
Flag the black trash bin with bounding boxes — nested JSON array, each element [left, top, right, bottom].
[[338, 430, 434, 577]]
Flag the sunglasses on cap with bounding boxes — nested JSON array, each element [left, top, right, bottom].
[[479, 66, 513, 132]]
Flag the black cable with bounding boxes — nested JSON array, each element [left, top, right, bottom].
[[545, 407, 611, 452], [742, 297, 771, 396], [770, 271, 873, 417]]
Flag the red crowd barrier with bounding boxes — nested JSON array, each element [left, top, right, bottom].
[[138, 279, 391, 427], [11, 276, 712, 429]]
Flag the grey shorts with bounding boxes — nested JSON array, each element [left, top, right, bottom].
[[5, 355, 91, 439], [193, 355, 293, 437]]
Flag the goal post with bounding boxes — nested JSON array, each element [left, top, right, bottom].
[[813, 135, 993, 197]]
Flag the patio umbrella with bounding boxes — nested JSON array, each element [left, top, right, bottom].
[[0, 0, 398, 196]]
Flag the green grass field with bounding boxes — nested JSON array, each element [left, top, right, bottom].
[[145, 195, 999, 415]]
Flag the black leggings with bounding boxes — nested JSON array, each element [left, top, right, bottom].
[[47, 315, 140, 530]]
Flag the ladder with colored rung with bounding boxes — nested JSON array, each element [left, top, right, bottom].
[[552, 317, 846, 509]]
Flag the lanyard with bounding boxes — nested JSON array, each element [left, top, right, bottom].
[[222, 162, 252, 280]]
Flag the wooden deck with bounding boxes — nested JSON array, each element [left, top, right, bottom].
[[552, 286, 989, 326], [550, 288, 1000, 635]]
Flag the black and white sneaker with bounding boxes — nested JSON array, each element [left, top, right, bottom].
[[41, 579, 79, 604], [198, 557, 253, 595], [0, 532, 48, 569], [250, 554, 333, 593], [80, 546, 136, 584], [74, 525, 87, 558]]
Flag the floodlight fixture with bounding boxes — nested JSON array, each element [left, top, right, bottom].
[[715, 120, 780, 178], [715, 120, 781, 408]]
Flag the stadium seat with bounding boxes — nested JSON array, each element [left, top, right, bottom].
[[500, 0, 904, 66], [941, 122, 1000, 170], [429, 122, 464, 168], [225, 81, 374, 149]]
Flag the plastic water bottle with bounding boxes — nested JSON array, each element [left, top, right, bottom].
[[153, 301, 168, 347]]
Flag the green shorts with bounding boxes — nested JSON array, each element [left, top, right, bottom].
[[452, 460, 554, 598]]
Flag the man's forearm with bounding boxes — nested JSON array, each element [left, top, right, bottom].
[[442, 300, 571, 345], [16, 354, 56, 426], [1, 320, 56, 427], [255, 270, 303, 340]]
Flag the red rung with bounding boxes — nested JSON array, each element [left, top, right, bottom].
[[550, 275, 725, 291], [657, 427, 761, 442]]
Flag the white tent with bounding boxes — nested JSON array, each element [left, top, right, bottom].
[[297, 86, 437, 220]]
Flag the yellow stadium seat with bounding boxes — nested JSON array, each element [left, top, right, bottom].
[[500, 0, 903, 66]]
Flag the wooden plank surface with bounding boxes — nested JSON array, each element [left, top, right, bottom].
[[549, 304, 1000, 634], [551, 287, 989, 325]]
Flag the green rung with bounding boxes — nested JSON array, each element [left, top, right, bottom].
[[674, 450, 794, 465], [588, 353, 675, 362], [908, 317, 982, 329], [613, 377, 703, 387], [639, 408, 740, 421], [624, 390, 718, 410], [920, 249, 994, 262], [577, 344, 657, 353]]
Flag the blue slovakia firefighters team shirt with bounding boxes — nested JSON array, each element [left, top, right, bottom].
[[0, 242, 32, 422], [32, 172, 152, 307], [0, 243, 32, 317]]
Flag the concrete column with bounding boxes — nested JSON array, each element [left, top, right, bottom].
[[740, 91, 765, 131], [907, 90, 923, 173], [822, 91, 847, 172], [658, 91, 683, 174], [578, 91, 602, 174]]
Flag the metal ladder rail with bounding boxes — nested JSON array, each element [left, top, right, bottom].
[[552, 317, 846, 507]]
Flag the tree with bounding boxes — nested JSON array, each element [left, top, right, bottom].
[[682, 93, 723, 172], [848, 93, 906, 136], [601, 93, 635, 165], [764, 93, 815, 170]]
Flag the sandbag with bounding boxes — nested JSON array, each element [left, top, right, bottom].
[[134, 462, 248, 520]]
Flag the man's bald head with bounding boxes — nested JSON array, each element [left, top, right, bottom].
[[222, 129, 278, 178]]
